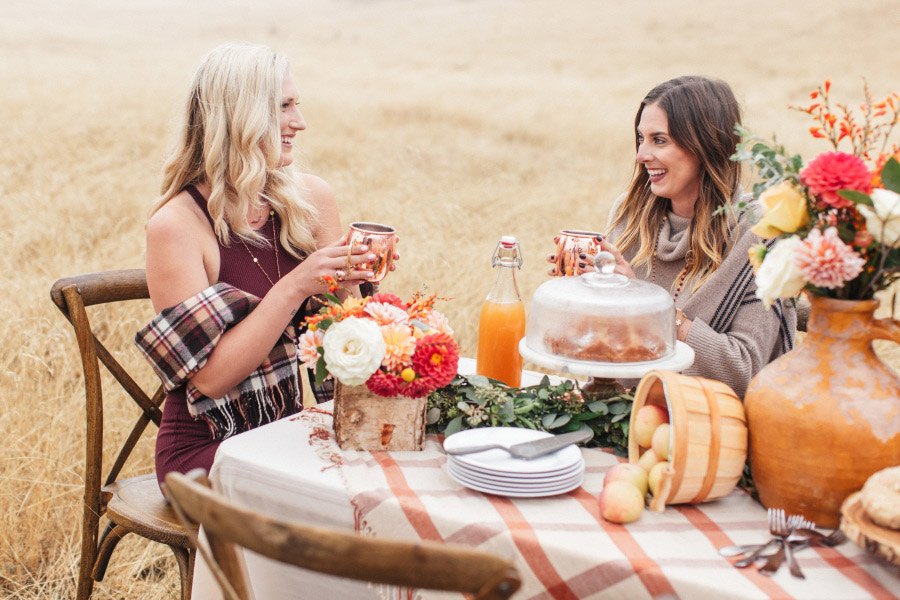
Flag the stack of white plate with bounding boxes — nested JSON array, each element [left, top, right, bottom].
[[442, 427, 585, 498]]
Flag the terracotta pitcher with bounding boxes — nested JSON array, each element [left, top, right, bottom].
[[744, 295, 900, 528]]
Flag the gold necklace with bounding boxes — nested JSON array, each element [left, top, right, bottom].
[[238, 211, 281, 286]]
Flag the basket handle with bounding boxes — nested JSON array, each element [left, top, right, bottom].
[[648, 466, 675, 513], [691, 379, 721, 504]]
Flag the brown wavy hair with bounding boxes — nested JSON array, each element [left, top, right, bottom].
[[610, 75, 742, 290]]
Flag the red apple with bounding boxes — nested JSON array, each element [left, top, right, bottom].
[[599, 481, 645, 524], [604, 463, 649, 496], [633, 404, 669, 447], [651, 423, 672, 461]]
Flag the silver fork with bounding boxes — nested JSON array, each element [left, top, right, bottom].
[[760, 510, 806, 578], [734, 508, 782, 568]]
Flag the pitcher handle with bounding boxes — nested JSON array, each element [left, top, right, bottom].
[[870, 317, 900, 344]]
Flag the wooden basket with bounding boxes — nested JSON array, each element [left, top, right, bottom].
[[629, 370, 747, 511], [333, 382, 427, 451]]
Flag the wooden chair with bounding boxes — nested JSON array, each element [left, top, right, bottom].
[[50, 269, 195, 599], [162, 469, 522, 600]]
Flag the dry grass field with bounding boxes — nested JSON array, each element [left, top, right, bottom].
[[1, 0, 897, 597]]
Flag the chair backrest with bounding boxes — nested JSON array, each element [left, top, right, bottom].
[[50, 269, 164, 507], [163, 470, 522, 600]]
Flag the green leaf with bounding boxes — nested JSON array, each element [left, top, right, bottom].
[[881, 157, 900, 193], [443, 415, 464, 436], [499, 399, 515, 422], [314, 358, 329, 386], [573, 411, 603, 421], [611, 413, 628, 423], [609, 402, 629, 415], [541, 413, 558, 429], [537, 388, 550, 400], [322, 292, 342, 305], [587, 400, 609, 414], [838, 189, 874, 207], [467, 374, 492, 388], [545, 414, 572, 429]]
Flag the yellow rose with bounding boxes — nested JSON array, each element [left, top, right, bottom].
[[751, 181, 810, 239], [747, 243, 767, 272]]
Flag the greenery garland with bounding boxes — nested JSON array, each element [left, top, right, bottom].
[[426, 373, 634, 457]]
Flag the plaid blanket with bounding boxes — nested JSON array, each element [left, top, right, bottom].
[[135, 283, 302, 439]]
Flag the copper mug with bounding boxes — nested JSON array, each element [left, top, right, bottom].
[[553, 229, 603, 276], [347, 222, 397, 282]]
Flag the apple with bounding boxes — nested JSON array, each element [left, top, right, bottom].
[[648, 461, 669, 497], [636, 448, 662, 472], [604, 463, 649, 496], [633, 404, 669, 447], [651, 423, 672, 461], [599, 481, 645, 524]]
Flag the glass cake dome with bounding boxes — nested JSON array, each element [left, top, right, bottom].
[[524, 252, 676, 364]]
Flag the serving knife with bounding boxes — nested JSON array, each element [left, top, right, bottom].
[[444, 427, 593, 460]]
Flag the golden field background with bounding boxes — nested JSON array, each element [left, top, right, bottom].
[[1, 0, 897, 597]]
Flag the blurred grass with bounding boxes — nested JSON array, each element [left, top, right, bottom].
[[1, 0, 896, 596]]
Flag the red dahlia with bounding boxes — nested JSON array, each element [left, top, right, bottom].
[[411, 332, 459, 388], [800, 151, 872, 209], [399, 378, 434, 399], [370, 292, 405, 307], [365, 369, 404, 397]]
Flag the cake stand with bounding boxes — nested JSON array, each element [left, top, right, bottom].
[[518, 338, 695, 400]]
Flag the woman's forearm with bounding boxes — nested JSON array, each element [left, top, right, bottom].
[[189, 283, 301, 397]]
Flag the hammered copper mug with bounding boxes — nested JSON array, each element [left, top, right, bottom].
[[553, 229, 603, 276], [347, 222, 397, 282]]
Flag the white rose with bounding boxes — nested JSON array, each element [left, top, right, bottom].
[[858, 188, 900, 247], [755, 236, 806, 308], [322, 317, 386, 386]]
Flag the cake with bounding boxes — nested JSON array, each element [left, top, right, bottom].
[[525, 262, 676, 364], [543, 316, 670, 363]]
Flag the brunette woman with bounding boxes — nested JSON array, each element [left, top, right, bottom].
[[552, 76, 795, 396]]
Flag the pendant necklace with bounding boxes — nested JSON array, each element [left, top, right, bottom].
[[238, 210, 281, 286]]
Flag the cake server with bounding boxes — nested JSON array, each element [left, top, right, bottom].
[[444, 427, 593, 460]]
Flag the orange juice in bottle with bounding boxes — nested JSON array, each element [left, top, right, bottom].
[[476, 236, 525, 387]]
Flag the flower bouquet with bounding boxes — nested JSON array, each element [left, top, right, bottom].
[[735, 80, 899, 304], [739, 81, 900, 528], [299, 279, 459, 450]]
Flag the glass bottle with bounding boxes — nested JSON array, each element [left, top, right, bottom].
[[476, 236, 526, 387]]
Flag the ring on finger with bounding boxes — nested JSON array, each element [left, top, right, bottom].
[[334, 269, 347, 282]]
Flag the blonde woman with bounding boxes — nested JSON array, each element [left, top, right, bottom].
[[551, 76, 795, 396], [136, 43, 378, 485]]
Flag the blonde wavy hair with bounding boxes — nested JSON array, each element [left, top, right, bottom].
[[155, 42, 318, 257], [610, 76, 742, 291]]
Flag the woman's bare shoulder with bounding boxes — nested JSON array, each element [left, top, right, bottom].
[[299, 173, 336, 210], [146, 192, 210, 242], [145, 192, 216, 310]]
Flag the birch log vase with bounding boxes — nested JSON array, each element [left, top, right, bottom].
[[333, 381, 427, 451]]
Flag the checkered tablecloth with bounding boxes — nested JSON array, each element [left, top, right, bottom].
[[299, 408, 898, 600]]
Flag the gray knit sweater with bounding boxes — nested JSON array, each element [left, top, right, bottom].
[[607, 195, 796, 398]]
